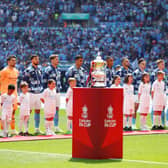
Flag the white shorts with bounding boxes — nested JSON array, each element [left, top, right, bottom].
[[1, 112, 12, 121], [30, 93, 42, 110], [134, 95, 139, 104], [153, 105, 164, 111], [20, 115, 30, 120]]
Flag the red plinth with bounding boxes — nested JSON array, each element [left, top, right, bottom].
[[72, 88, 123, 159]]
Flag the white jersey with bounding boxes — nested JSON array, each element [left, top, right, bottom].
[[19, 93, 30, 116], [66, 87, 73, 117], [152, 80, 166, 111], [42, 88, 59, 118], [138, 82, 151, 113], [1, 93, 15, 119], [123, 84, 134, 115]]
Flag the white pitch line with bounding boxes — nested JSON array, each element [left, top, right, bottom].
[[123, 159, 168, 166], [0, 149, 71, 158], [0, 149, 168, 166]]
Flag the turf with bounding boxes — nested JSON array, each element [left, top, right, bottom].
[[0, 109, 168, 168]]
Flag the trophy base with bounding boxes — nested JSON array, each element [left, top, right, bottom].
[[92, 82, 106, 88]]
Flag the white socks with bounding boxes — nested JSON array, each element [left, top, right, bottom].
[[123, 116, 132, 128], [45, 121, 53, 132], [153, 115, 162, 126], [19, 116, 29, 132], [128, 117, 132, 127]]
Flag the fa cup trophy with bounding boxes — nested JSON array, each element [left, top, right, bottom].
[[90, 52, 106, 87]]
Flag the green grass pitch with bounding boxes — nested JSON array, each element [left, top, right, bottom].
[[0, 109, 168, 168]]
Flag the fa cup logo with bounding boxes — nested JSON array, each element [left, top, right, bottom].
[[82, 105, 88, 119], [107, 105, 113, 119]]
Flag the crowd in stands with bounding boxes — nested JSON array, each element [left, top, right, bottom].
[[0, 0, 168, 27], [0, 0, 168, 73], [81, 0, 168, 25], [0, 24, 168, 73]]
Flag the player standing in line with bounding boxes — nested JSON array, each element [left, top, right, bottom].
[[151, 71, 166, 130], [123, 74, 134, 131], [22, 55, 43, 135], [18, 82, 31, 136], [151, 59, 167, 127], [138, 73, 151, 130], [105, 56, 115, 87], [110, 75, 121, 88], [132, 58, 147, 130], [1, 85, 15, 137], [43, 54, 63, 133], [66, 55, 87, 87], [66, 78, 76, 134], [116, 57, 133, 85], [0, 56, 19, 135], [41, 79, 60, 135]]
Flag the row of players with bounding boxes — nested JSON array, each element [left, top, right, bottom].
[[0, 70, 166, 137], [0, 54, 168, 136]]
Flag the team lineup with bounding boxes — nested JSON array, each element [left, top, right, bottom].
[[0, 54, 168, 137]]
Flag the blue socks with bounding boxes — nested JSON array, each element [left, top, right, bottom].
[[166, 109, 168, 122], [151, 109, 154, 125], [34, 113, 40, 129], [161, 110, 165, 126], [54, 110, 59, 127], [132, 118, 136, 125]]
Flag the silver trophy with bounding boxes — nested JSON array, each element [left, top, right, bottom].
[[90, 52, 106, 87]]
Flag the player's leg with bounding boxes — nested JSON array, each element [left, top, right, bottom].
[[19, 116, 24, 136], [123, 115, 128, 131], [67, 116, 72, 134], [166, 108, 168, 127], [151, 108, 154, 125], [45, 117, 54, 135], [1, 119, 7, 137], [24, 116, 31, 136], [34, 109, 41, 133], [152, 111, 157, 130], [140, 114, 144, 130], [10, 101, 18, 135], [157, 111, 164, 129], [6, 117, 11, 137], [128, 115, 133, 131], [132, 98, 139, 129], [34, 94, 42, 134], [49, 117, 55, 135], [161, 109, 165, 126]]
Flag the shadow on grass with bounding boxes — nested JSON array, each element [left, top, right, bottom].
[[69, 158, 123, 164]]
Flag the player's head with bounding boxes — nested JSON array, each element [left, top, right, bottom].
[[156, 59, 165, 70], [75, 55, 83, 68], [8, 84, 15, 95], [112, 75, 121, 85], [157, 71, 165, 81], [20, 82, 29, 93], [138, 58, 146, 70], [121, 57, 129, 68], [106, 56, 114, 68], [48, 79, 56, 90], [68, 78, 76, 88], [124, 74, 133, 84], [7, 55, 16, 68], [31, 55, 39, 66], [141, 72, 150, 84], [49, 54, 59, 66]]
